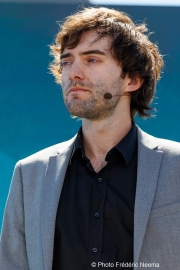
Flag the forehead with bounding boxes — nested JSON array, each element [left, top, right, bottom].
[[63, 30, 112, 54]]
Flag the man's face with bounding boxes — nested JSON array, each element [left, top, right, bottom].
[[61, 30, 125, 121]]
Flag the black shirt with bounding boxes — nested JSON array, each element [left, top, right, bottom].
[[52, 124, 137, 270]]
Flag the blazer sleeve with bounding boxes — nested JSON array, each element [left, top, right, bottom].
[[0, 161, 29, 270]]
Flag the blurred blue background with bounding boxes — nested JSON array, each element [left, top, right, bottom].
[[0, 3, 180, 228]]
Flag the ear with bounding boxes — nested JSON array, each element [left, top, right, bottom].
[[123, 75, 144, 93]]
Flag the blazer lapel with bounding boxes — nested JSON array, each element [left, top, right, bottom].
[[40, 137, 76, 270], [134, 127, 163, 265]]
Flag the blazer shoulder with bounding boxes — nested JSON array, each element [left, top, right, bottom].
[[137, 125, 180, 155], [156, 137, 180, 155], [18, 135, 77, 166]]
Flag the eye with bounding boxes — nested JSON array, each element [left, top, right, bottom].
[[61, 61, 72, 68], [88, 58, 99, 63]]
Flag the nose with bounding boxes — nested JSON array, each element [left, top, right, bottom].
[[68, 60, 85, 81]]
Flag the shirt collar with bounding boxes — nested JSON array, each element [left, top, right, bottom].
[[71, 123, 137, 166], [68, 127, 84, 165], [74, 127, 84, 152], [113, 122, 137, 166]]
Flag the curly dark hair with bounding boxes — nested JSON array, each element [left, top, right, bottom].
[[49, 6, 164, 119]]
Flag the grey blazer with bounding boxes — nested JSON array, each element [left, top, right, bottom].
[[1, 126, 180, 270]]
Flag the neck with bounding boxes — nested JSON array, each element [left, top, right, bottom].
[[78, 95, 133, 172], [81, 113, 132, 161]]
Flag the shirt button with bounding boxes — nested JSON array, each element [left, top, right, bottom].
[[92, 248, 97, 253], [94, 212, 100, 218], [97, 178, 103, 183]]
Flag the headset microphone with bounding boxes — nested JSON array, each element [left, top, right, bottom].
[[104, 93, 113, 99], [104, 93, 130, 99]]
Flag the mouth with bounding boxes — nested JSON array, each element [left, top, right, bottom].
[[67, 87, 89, 95]]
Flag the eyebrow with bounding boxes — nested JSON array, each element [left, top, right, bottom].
[[60, 49, 106, 60]]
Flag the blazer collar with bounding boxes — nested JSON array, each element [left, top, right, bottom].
[[134, 126, 163, 265]]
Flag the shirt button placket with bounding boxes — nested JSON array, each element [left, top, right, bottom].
[[97, 177, 103, 183], [87, 176, 106, 269], [94, 212, 100, 218]]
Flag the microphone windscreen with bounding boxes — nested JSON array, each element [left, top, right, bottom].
[[104, 93, 112, 99]]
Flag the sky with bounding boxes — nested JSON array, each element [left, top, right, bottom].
[[90, 0, 180, 6], [2, 0, 180, 4]]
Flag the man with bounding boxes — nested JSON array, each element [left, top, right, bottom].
[[0, 6, 180, 270]]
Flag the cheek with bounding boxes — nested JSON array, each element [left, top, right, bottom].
[[61, 80, 65, 90], [104, 63, 122, 77], [61, 73, 66, 87], [61, 69, 70, 85], [93, 68, 119, 82], [61, 76, 70, 92]]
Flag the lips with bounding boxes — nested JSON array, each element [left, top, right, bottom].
[[68, 87, 89, 95]]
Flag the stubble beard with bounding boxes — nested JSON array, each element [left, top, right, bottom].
[[63, 77, 123, 121]]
